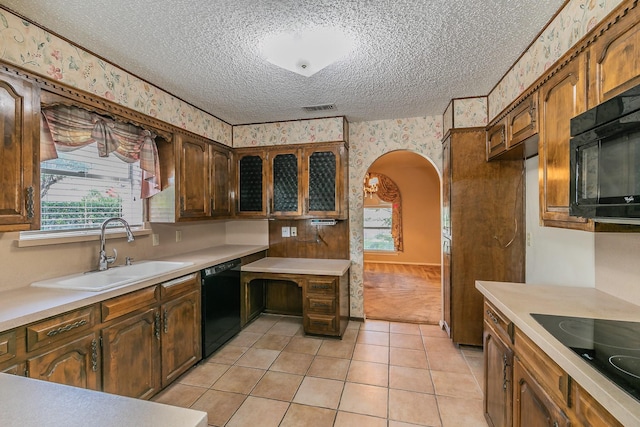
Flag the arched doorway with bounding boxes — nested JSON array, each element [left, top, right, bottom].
[[362, 150, 441, 324]]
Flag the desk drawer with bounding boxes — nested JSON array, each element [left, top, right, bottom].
[[306, 278, 336, 296], [27, 306, 97, 352], [306, 297, 336, 315], [305, 314, 337, 335]]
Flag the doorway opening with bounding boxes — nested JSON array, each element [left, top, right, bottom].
[[362, 150, 441, 324]]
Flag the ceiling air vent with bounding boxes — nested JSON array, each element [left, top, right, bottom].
[[302, 104, 336, 112]]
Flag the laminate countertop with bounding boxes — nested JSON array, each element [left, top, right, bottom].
[[241, 257, 351, 276], [0, 373, 207, 427], [476, 280, 640, 426], [0, 244, 268, 332]]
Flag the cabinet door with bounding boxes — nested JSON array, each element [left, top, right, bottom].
[[178, 135, 211, 219], [0, 71, 39, 232], [161, 290, 201, 387], [539, 55, 591, 230], [304, 145, 342, 217], [513, 357, 571, 427], [589, 5, 640, 107], [210, 145, 233, 217], [484, 324, 513, 427], [270, 148, 302, 216], [486, 118, 508, 160], [27, 332, 100, 391], [237, 150, 267, 216], [102, 308, 161, 399]]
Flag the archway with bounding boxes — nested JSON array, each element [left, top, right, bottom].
[[361, 151, 441, 323]]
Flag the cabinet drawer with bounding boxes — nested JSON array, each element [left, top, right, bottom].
[[0, 330, 18, 364], [514, 327, 570, 406], [306, 278, 336, 296], [102, 286, 159, 322], [305, 314, 337, 334], [27, 306, 97, 352], [160, 273, 199, 300], [483, 300, 513, 344], [306, 297, 336, 315]]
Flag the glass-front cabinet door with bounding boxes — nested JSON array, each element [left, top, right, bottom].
[[270, 148, 302, 216], [236, 149, 267, 216], [304, 144, 344, 218]]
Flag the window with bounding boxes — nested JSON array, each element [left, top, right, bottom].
[[364, 204, 395, 251], [40, 144, 144, 231]]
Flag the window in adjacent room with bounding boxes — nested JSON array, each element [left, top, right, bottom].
[[364, 195, 395, 251]]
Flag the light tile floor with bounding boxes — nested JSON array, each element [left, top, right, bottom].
[[153, 315, 489, 427]]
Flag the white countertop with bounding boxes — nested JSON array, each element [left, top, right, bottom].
[[241, 257, 351, 276], [0, 244, 268, 332], [476, 280, 640, 426], [0, 373, 207, 427]]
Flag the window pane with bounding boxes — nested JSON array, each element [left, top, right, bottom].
[[40, 144, 143, 231], [364, 207, 394, 251]]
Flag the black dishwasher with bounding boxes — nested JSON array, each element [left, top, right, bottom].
[[201, 258, 241, 359]]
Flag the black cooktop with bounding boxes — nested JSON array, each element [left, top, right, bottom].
[[531, 313, 640, 402]]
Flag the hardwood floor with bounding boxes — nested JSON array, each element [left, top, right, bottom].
[[363, 262, 441, 324]]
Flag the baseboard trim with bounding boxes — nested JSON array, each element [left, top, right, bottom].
[[363, 260, 441, 267]]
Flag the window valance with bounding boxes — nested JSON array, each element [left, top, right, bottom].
[[369, 172, 403, 252], [40, 104, 161, 199]]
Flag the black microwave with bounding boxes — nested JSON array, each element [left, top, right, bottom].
[[569, 84, 640, 223]]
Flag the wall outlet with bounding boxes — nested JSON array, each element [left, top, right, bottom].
[[290, 226, 297, 237], [281, 226, 290, 237], [152, 234, 160, 246], [175, 230, 182, 242], [526, 232, 532, 247]]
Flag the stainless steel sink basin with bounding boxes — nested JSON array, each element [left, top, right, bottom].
[[31, 261, 194, 292]]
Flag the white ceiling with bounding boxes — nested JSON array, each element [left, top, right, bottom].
[[2, 1, 564, 125]]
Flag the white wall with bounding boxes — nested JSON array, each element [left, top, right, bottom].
[[525, 156, 595, 287]]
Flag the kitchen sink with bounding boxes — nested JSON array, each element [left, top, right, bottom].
[[31, 261, 194, 292]]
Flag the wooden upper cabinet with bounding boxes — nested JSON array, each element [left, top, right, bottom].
[[0, 70, 40, 232], [509, 92, 538, 148], [210, 145, 233, 218], [589, 4, 640, 107], [270, 147, 303, 217], [304, 143, 347, 219], [236, 142, 348, 219], [486, 118, 507, 160], [178, 135, 211, 219], [236, 148, 268, 217], [538, 54, 591, 230]]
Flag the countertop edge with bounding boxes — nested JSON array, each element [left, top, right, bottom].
[[0, 244, 269, 332], [476, 280, 640, 427], [241, 257, 351, 276]]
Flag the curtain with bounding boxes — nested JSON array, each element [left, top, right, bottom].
[[370, 172, 403, 252], [40, 105, 161, 198]]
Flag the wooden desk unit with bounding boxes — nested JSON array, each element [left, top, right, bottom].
[[241, 258, 350, 337]]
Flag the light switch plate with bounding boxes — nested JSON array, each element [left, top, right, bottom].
[[176, 230, 182, 242], [281, 226, 290, 237], [152, 234, 160, 246]]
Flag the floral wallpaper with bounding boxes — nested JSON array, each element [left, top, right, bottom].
[[348, 116, 443, 318], [453, 97, 488, 128], [0, 8, 232, 145], [233, 117, 346, 147], [489, 0, 623, 120]]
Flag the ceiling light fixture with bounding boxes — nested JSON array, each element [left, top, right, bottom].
[[261, 28, 354, 77]]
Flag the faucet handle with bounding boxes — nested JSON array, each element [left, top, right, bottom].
[[125, 256, 133, 266], [106, 248, 118, 266]]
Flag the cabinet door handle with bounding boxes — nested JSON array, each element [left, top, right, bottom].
[[154, 311, 161, 340], [25, 186, 34, 219], [91, 339, 98, 372], [502, 354, 510, 390], [163, 309, 168, 334]]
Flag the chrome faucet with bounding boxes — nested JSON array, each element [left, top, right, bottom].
[[99, 217, 135, 271]]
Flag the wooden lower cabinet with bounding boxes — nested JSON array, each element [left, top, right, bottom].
[[483, 322, 513, 427], [27, 332, 100, 391], [161, 290, 201, 387], [513, 356, 571, 427], [102, 308, 161, 399]]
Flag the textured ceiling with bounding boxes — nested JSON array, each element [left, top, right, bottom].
[[2, 1, 564, 125]]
